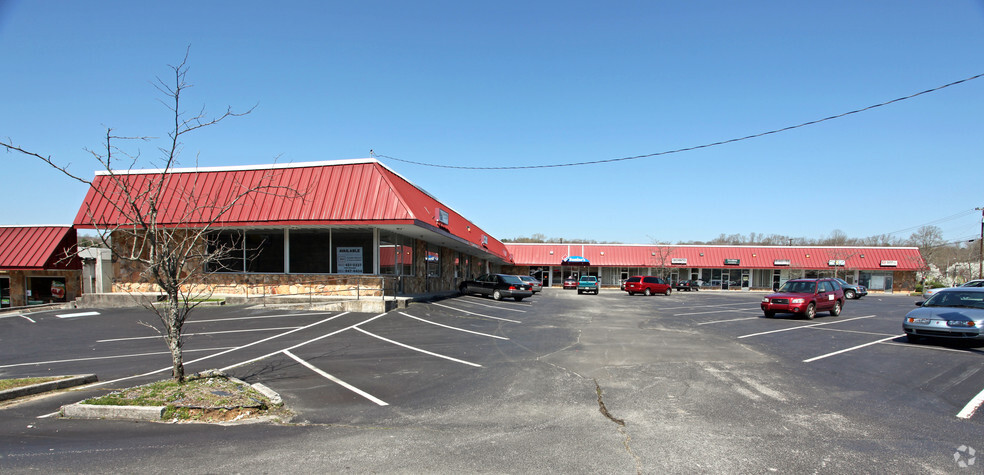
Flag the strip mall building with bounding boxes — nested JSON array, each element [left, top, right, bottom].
[[2, 158, 925, 308], [502, 243, 924, 293]]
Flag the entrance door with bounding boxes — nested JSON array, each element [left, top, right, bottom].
[[0, 277, 9, 308], [721, 270, 730, 290], [773, 270, 782, 291]]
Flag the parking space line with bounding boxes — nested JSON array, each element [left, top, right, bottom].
[[283, 350, 388, 406], [662, 303, 751, 311], [0, 314, 34, 322], [56, 311, 101, 319], [737, 315, 876, 339], [463, 296, 529, 307], [85, 312, 352, 388], [697, 316, 761, 325], [0, 347, 236, 369], [430, 302, 521, 323], [957, 387, 984, 419], [803, 335, 903, 363], [454, 299, 526, 313], [808, 327, 899, 337], [400, 312, 509, 340], [676, 309, 756, 316], [188, 311, 335, 324], [97, 327, 302, 343], [355, 327, 482, 367], [221, 312, 386, 372]]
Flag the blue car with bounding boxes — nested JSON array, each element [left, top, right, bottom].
[[903, 287, 984, 343]]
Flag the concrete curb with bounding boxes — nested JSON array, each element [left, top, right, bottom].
[[61, 403, 167, 421], [58, 372, 285, 422], [0, 374, 98, 402]]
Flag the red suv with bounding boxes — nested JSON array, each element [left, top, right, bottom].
[[624, 276, 672, 296], [761, 278, 844, 319]]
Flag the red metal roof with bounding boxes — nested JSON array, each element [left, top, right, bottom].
[[0, 225, 81, 270], [73, 159, 511, 262], [506, 244, 925, 271]]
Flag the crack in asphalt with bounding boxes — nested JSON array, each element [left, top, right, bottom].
[[594, 379, 643, 474]]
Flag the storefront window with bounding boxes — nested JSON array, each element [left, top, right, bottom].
[[379, 231, 414, 276], [331, 229, 373, 274], [27, 276, 66, 304], [246, 230, 285, 273], [426, 244, 440, 277]]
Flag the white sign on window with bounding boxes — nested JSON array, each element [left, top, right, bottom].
[[337, 247, 363, 273]]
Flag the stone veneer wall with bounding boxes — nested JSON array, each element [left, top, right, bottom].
[[108, 230, 493, 297]]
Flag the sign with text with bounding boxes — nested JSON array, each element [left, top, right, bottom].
[[828, 260, 846, 267], [880, 260, 898, 267], [774, 259, 791, 266], [337, 247, 363, 273], [724, 259, 740, 265], [671, 258, 688, 265]]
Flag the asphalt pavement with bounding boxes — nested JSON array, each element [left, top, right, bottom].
[[1, 289, 982, 473]]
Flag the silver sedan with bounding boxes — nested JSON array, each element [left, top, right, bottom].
[[904, 287, 984, 343], [518, 275, 543, 293]]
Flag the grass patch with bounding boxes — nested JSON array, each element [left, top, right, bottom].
[[0, 376, 72, 391], [81, 370, 289, 423]]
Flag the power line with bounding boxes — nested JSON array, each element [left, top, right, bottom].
[[373, 72, 984, 170]]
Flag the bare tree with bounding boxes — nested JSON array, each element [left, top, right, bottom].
[[2, 51, 302, 381]]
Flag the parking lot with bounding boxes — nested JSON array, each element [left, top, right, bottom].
[[2, 289, 982, 472]]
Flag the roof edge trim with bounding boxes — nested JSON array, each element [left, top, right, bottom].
[[95, 158, 379, 176]]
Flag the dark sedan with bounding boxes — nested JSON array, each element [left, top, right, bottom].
[[459, 274, 533, 301]]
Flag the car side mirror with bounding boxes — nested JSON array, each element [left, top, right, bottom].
[[915, 301, 923, 307]]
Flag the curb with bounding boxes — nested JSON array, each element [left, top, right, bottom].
[[0, 374, 98, 402], [58, 372, 284, 422], [61, 403, 166, 421]]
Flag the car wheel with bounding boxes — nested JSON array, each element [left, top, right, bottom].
[[493, 289, 503, 301], [845, 289, 855, 299], [644, 288, 652, 296], [830, 300, 842, 316], [514, 296, 524, 302], [577, 289, 582, 294], [459, 284, 468, 295], [664, 288, 671, 296], [627, 291, 634, 296], [764, 311, 775, 318], [804, 303, 816, 320]]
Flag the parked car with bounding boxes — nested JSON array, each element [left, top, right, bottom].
[[624, 276, 671, 296], [923, 279, 984, 299], [563, 277, 578, 289], [577, 276, 600, 295], [833, 278, 867, 299], [517, 275, 542, 293], [673, 279, 700, 292], [761, 278, 845, 319], [903, 287, 984, 343], [459, 274, 533, 301]]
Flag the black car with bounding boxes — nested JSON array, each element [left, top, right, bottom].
[[832, 278, 867, 299], [459, 274, 533, 301], [673, 280, 700, 291]]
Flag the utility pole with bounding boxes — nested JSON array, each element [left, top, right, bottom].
[[977, 207, 984, 279]]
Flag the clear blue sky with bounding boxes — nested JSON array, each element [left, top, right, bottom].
[[2, 1, 982, 245]]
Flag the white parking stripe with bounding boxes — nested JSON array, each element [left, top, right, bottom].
[[697, 316, 761, 325], [85, 312, 352, 388], [400, 312, 509, 340], [56, 311, 101, 318], [431, 302, 521, 323], [957, 387, 984, 419], [737, 315, 876, 339], [355, 327, 482, 367], [221, 313, 387, 372], [0, 347, 236, 369], [453, 299, 526, 313], [283, 350, 388, 406], [803, 335, 903, 363], [676, 309, 756, 316], [97, 327, 301, 343], [188, 311, 335, 324]]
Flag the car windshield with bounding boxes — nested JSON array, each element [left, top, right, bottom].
[[778, 281, 816, 293], [923, 291, 984, 308]]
